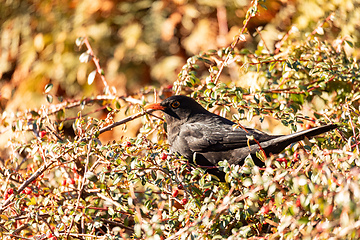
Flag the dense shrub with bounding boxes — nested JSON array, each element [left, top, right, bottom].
[[1, 1, 360, 239]]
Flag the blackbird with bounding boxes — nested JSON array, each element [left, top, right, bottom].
[[145, 95, 337, 179]]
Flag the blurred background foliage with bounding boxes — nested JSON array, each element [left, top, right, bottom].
[[1, 0, 359, 111]]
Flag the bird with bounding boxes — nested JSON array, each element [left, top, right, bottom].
[[145, 95, 337, 180]]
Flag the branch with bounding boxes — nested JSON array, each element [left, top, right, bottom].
[[0, 160, 55, 214], [79, 109, 155, 142], [213, 2, 257, 85]]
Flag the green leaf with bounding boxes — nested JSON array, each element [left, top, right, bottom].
[[281, 120, 289, 126], [247, 108, 254, 122], [44, 83, 53, 93], [58, 206, 64, 215], [108, 207, 115, 216], [298, 216, 310, 224], [74, 214, 82, 222], [85, 172, 98, 182], [134, 224, 141, 237], [79, 52, 92, 63], [75, 37, 85, 47], [304, 145, 312, 151], [265, 94, 271, 102], [314, 112, 321, 119], [260, 3, 267, 10], [207, 82, 216, 89], [290, 94, 304, 104], [88, 70, 97, 85], [115, 101, 121, 109], [345, 40, 353, 48], [46, 94, 53, 103], [269, 62, 276, 72]]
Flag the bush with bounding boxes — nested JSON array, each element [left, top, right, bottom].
[[1, 1, 360, 239]]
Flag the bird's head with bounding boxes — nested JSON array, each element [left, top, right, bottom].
[[145, 95, 206, 121]]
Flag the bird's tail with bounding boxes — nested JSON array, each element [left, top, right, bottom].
[[258, 124, 338, 155], [285, 123, 338, 142]]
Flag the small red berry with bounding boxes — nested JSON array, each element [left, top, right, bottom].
[[260, 205, 269, 214], [296, 198, 301, 207], [160, 153, 167, 160], [4, 192, 9, 200], [316, 223, 324, 232], [172, 189, 179, 198], [61, 179, 67, 186], [126, 141, 132, 147], [293, 152, 300, 162], [177, 184, 184, 190], [47, 231, 56, 239], [24, 187, 32, 195], [181, 198, 188, 205], [68, 178, 75, 185], [39, 130, 47, 138], [7, 188, 14, 195], [324, 205, 333, 217], [276, 158, 287, 163]]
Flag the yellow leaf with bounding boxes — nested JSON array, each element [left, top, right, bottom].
[[0, 215, 9, 221]]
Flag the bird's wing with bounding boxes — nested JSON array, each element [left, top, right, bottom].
[[180, 117, 277, 152]]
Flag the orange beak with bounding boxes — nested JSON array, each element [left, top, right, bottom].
[[144, 103, 166, 110]]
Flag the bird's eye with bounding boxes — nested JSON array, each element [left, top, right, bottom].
[[171, 101, 180, 108]]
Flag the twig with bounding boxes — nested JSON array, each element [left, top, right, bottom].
[[0, 160, 55, 214], [65, 139, 92, 239], [96, 193, 123, 208], [79, 109, 155, 142], [12, 223, 30, 234], [213, 3, 256, 85], [46, 125, 64, 142], [255, 27, 271, 53], [251, 137, 267, 162], [101, 218, 134, 232], [275, 26, 298, 54], [83, 37, 109, 90], [47, 95, 140, 116], [346, 103, 360, 154], [2, 233, 32, 240], [307, 12, 335, 41]]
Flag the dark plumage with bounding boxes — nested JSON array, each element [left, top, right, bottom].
[[145, 95, 337, 179]]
